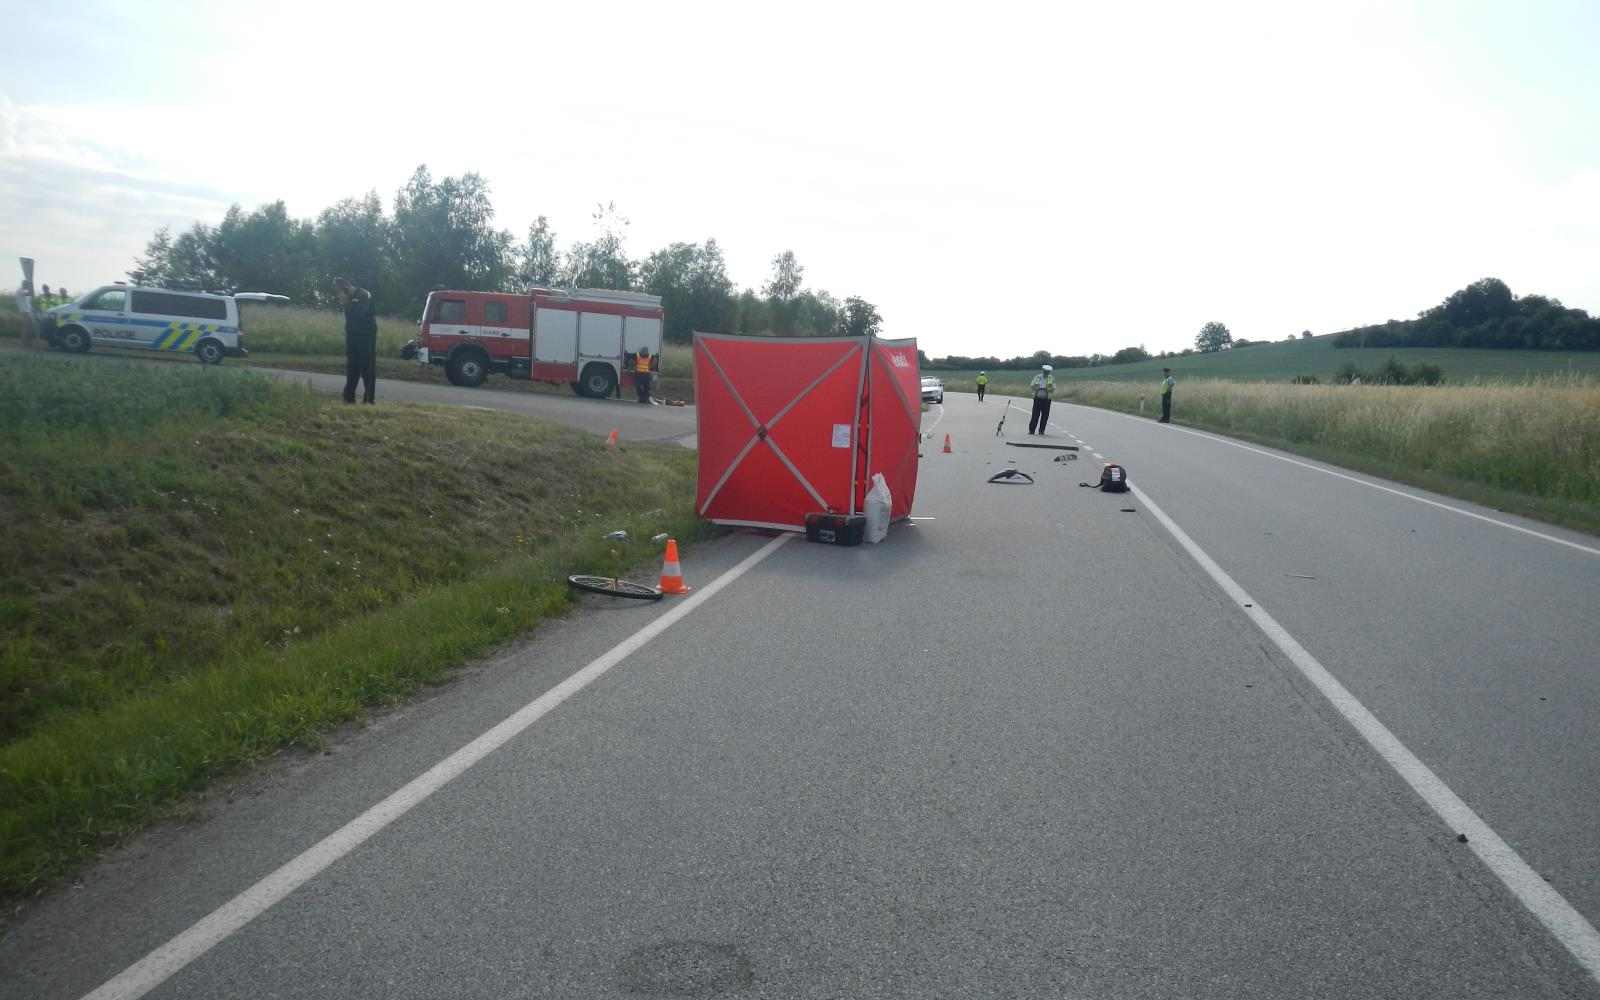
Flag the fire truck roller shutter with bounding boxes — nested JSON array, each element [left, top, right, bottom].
[[579, 311, 623, 361], [624, 315, 662, 355]]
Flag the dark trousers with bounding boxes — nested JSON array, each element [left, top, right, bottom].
[[344, 339, 376, 403], [977, 385, 986, 401], [1029, 397, 1051, 434], [1159, 393, 1171, 422], [635, 372, 652, 403]]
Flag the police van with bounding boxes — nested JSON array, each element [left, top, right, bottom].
[[42, 285, 286, 364]]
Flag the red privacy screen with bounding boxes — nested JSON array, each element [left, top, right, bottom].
[[865, 337, 921, 522], [695, 334, 868, 530]]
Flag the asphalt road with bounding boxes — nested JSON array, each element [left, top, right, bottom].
[[4, 392, 1598, 999], [245, 366, 699, 447]]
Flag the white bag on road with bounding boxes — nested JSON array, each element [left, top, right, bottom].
[[864, 473, 892, 544]]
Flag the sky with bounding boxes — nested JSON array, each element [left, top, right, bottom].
[[2, 0, 1597, 359]]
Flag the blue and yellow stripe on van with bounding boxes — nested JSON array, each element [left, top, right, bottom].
[[151, 321, 222, 352]]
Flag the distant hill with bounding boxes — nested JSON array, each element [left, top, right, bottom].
[[1331, 278, 1600, 351]]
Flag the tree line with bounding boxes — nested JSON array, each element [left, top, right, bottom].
[[128, 166, 882, 344], [1332, 278, 1600, 351]]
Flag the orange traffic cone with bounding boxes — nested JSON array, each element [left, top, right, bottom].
[[658, 538, 691, 595], [605, 428, 619, 449], [942, 433, 953, 454]]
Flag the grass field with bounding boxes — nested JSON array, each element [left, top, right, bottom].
[[934, 335, 1600, 387], [0, 354, 702, 897], [978, 377, 1600, 535]]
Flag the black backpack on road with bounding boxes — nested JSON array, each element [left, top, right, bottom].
[[1099, 464, 1129, 492]]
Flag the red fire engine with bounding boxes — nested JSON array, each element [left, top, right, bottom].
[[408, 287, 664, 396]]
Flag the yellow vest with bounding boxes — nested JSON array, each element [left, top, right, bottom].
[[636, 352, 653, 373], [976, 374, 988, 386]]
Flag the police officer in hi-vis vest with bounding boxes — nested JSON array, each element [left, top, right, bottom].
[[1027, 364, 1054, 435], [976, 370, 988, 401]]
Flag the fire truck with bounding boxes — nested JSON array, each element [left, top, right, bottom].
[[407, 287, 664, 396]]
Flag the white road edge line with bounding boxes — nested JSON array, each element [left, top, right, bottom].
[[1092, 453, 1104, 460], [79, 533, 794, 1000], [1062, 404, 1600, 558], [1128, 479, 1600, 985]]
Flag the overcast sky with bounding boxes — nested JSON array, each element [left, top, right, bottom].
[[2, 0, 1597, 358]]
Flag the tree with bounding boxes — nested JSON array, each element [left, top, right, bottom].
[[837, 296, 882, 337], [639, 239, 734, 343], [764, 250, 804, 302], [1301, 330, 1314, 339], [316, 193, 390, 306], [564, 201, 633, 289], [389, 166, 515, 312], [211, 201, 318, 301], [130, 227, 175, 285], [1196, 321, 1233, 353], [1110, 345, 1151, 364], [516, 216, 560, 288]]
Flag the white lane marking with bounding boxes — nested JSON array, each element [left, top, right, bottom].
[[1128, 479, 1600, 984], [1092, 453, 1105, 460], [923, 402, 946, 436], [1058, 405, 1600, 558], [80, 534, 794, 1000]]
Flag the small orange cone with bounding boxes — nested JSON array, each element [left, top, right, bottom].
[[942, 433, 953, 454], [605, 428, 619, 449], [658, 538, 691, 595]]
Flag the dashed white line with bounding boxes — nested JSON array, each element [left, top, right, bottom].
[[1092, 453, 1104, 460], [1128, 479, 1600, 985], [78, 534, 795, 1000]]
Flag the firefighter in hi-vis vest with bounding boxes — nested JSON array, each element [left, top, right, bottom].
[[634, 346, 654, 404]]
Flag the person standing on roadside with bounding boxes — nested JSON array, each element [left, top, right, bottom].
[[1158, 367, 1175, 423], [335, 277, 378, 405], [634, 345, 654, 404], [976, 370, 988, 402], [1027, 364, 1054, 435]]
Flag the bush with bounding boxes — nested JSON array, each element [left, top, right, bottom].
[[1290, 374, 1319, 385]]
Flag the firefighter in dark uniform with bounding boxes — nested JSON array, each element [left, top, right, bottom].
[[335, 277, 378, 404], [634, 346, 654, 404]]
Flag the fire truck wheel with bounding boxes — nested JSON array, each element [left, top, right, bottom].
[[578, 363, 617, 399], [446, 350, 489, 388]]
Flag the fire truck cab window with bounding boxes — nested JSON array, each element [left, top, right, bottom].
[[484, 301, 508, 324], [435, 299, 466, 323]]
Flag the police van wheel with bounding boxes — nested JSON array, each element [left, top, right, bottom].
[[195, 340, 225, 365], [447, 351, 488, 388], [60, 327, 91, 353]]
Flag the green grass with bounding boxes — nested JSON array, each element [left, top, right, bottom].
[[982, 378, 1600, 535], [936, 336, 1600, 387], [0, 354, 703, 896]]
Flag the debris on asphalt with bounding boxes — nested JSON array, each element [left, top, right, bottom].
[[1286, 573, 1317, 580], [1120, 508, 1136, 513], [1457, 833, 1469, 843], [987, 469, 1034, 485], [1006, 442, 1079, 451]]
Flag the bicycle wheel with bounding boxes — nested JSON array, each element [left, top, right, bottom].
[[567, 575, 663, 600]]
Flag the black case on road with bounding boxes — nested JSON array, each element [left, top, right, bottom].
[[805, 513, 866, 546]]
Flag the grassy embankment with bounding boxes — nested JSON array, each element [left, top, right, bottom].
[[976, 376, 1600, 536], [0, 354, 701, 898]]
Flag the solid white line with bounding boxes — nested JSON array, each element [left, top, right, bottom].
[[79, 534, 794, 1000], [924, 402, 946, 435], [1128, 479, 1600, 984], [1059, 404, 1600, 558]]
